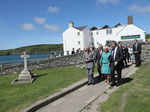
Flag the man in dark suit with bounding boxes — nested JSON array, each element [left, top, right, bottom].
[[95, 44, 103, 79], [71, 48, 75, 55], [110, 41, 123, 86], [133, 39, 141, 67], [118, 42, 126, 67]]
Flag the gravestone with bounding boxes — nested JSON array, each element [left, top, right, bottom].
[[12, 52, 34, 84]]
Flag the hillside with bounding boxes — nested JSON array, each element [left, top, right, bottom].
[[0, 44, 63, 56]]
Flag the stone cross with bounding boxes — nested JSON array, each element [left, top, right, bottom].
[[11, 51, 34, 84], [21, 52, 30, 71]]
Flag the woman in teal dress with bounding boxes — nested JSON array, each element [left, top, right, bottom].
[[100, 46, 111, 84]]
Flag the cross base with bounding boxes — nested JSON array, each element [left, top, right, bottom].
[[11, 69, 34, 85]]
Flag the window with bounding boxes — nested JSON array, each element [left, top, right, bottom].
[[106, 29, 112, 35], [91, 32, 93, 36], [96, 32, 99, 35], [78, 41, 80, 45], [77, 32, 80, 36]]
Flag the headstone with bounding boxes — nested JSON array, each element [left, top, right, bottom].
[[12, 52, 34, 84]]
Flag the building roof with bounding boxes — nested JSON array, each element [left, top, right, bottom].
[[90, 26, 98, 31], [75, 26, 88, 31], [91, 24, 127, 31]]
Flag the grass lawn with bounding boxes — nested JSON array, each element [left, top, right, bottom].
[[0, 65, 89, 112], [100, 63, 150, 112]]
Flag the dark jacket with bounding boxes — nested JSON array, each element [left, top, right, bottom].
[[95, 48, 102, 64], [133, 43, 141, 54], [110, 47, 123, 63]]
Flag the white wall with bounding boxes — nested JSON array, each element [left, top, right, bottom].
[[82, 27, 91, 48], [118, 24, 146, 42], [63, 27, 91, 55], [91, 24, 146, 48]]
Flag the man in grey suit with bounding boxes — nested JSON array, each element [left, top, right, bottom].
[[83, 46, 95, 85]]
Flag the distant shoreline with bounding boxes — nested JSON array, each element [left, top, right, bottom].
[[0, 44, 63, 56]]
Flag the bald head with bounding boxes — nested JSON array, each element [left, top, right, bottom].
[[85, 46, 89, 52], [98, 44, 103, 49]]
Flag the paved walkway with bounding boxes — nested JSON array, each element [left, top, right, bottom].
[[36, 65, 137, 112]]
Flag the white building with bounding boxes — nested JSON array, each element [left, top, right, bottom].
[[63, 17, 146, 55], [63, 21, 91, 55]]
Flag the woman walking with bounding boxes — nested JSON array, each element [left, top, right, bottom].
[[100, 46, 111, 84]]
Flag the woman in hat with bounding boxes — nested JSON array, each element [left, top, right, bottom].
[[100, 46, 111, 84]]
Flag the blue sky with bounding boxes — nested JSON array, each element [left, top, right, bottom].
[[0, 0, 150, 50]]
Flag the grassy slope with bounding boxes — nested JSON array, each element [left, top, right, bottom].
[[0, 44, 63, 56], [100, 63, 150, 112], [0, 66, 87, 112]]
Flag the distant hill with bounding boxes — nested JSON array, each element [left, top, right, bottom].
[[0, 44, 63, 56]]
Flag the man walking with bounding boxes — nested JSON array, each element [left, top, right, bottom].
[[95, 44, 103, 79], [83, 46, 95, 85], [133, 39, 141, 67], [110, 41, 123, 86], [118, 42, 127, 67]]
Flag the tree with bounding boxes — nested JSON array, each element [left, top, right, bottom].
[[146, 34, 150, 39]]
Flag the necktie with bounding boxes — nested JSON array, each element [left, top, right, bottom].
[[112, 49, 115, 61]]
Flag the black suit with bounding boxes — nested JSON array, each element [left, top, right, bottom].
[[95, 48, 103, 78], [119, 46, 127, 67], [110, 47, 123, 86], [124, 47, 129, 63], [133, 43, 141, 66]]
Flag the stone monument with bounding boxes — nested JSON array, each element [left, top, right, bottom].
[[12, 52, 34, 84]]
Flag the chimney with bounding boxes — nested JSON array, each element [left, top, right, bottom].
[[128, 16, 133, 24], [69, 21, 74, 28]]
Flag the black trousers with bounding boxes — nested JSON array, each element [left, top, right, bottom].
[[97, 63, 102, 77], [110, 62, 122, 85], [123, 56, 127, 67], [134, 53, 141, 66]]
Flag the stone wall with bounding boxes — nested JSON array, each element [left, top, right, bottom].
[[0, 53, 84, 75], [141, 43, 150, 64]]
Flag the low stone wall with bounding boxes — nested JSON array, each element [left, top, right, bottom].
[[0, 53, 84, 75], [141, 43, 150, 64]]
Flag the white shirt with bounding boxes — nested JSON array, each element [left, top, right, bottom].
[[114, 47, 118, 60]]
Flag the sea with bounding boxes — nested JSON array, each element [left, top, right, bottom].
[[0, 53, 58, 65]]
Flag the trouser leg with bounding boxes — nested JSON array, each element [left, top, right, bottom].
[[97, 63, 102, 79], [87, 68, 94, 84], [117, 69, 121, 83], [97, 63, 101, 75], [135, 54, 138, 66], [124, 58, 127, 67], [116, 64, 122, 85], [110, 63, 115, 85], [136, 54, 141, 66]]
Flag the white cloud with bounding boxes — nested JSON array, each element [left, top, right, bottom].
[[129, 4, 150, 13], [33, 17, 46, 24], [44, 24, 61, 32], [48, 6, 60, 13], [21, 24, 35, 31], [96, 0, 120, 4]]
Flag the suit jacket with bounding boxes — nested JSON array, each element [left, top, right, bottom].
[[83, 51, 95, 69], [95, 48, 102, 64], [133, 43, 141, 54], [110, 47, 123, 63]]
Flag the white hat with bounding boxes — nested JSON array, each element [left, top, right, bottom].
[[103, 46, 109, 49]]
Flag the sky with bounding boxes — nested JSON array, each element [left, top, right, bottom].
[[0, 0, 150, 50]]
